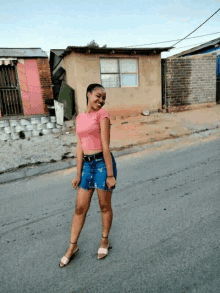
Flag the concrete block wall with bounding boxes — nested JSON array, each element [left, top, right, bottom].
[[0, 116, 75, 141], [165, 53, 216, 107]]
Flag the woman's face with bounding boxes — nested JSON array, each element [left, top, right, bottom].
[[88, 87, 106, 111]]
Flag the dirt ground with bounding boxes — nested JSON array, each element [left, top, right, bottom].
[[69, 103, 220, 151], [109, 104, 220, 150]]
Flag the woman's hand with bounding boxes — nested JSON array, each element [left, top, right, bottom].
[[106, 176, 116, 190], [72, 175, 81, 189]]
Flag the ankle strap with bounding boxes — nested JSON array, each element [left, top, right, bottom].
[[102, 235, 108, 239], [70, 241, 77, 244]]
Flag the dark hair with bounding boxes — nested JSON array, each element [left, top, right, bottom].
[[86, 83, 105, 105]]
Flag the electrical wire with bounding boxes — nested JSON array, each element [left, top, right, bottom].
[[46, 27, 220, 53], [171, 41, 206, 50], [172, 8, 220, 47], [45, 10, 220, 52], [125, 31, 220, 47]]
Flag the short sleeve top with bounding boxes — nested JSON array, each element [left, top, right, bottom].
[[76, 108, 110, 151]]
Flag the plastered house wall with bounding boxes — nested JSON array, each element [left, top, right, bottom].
[[61, 52, 162, 116]]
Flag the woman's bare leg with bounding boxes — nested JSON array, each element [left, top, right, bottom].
[[97, 189, 113, 256], [64, 187, 94, 259]]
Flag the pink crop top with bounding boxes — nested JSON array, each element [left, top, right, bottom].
[[76, 108, 110, 151]]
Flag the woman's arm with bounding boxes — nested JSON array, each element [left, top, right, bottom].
[[76, 135, 84, 176], [100, 118, 114, 176], [100, 118, 116, 190], [72, 135, 84, 189]]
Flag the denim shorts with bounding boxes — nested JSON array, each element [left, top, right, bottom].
[[78, 153, 117, 191]]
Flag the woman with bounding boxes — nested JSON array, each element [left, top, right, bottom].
[[59, 83, 117, 267]]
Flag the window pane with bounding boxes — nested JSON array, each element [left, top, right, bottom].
[[100, 59, 118, 73], [120, 59, 138, 73], [101, 74, 119, 88], [121, 74, 138, 87]]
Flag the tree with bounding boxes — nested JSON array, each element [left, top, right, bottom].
[[87, 40, 99, 48], [87, 40, 107, 48]]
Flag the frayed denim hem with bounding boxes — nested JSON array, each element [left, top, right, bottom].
[[77, 186, 94, 191], [78, 186, 114, 192]]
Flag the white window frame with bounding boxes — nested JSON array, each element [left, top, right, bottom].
[[100, 58, 139, 88]]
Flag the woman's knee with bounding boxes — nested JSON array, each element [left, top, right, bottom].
[[75, 204, 89, 215], [100, 204, 112, 214]]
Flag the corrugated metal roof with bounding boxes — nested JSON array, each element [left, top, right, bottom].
[[192, 46, 220, 56], [0, 48, 48, 58], [169, 37, 220, 58], [61, 45, 173, 58]]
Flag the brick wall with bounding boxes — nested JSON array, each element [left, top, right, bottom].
[[36, 58, 53, 113], [165, 53, 216, 107]]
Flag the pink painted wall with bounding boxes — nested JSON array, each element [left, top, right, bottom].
[[17, 60, 44, 115]]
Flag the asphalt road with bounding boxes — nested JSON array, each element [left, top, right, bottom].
[[1, 137, 220, 293]]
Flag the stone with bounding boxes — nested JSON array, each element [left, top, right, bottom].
[[36, 124, 46, 130], [4, 127, 12, 134], [42, 129, 52, 135], [26, 124, 37, 131], [0, 133, 10, 141], [56, 124, 62, 129], [24, 131, 32, 138], [32, 130, 40, 137], [20, 119, 30, 126], [9, 120, 19, 127], [31, 117, 40, 124], [46, 122, 56, 129], [15, 125, 26, 133], [41, 117, 50, 123], [169, 132, 177, 137], [11, 132, 19, 140], [50, 116, 56, 123], [52, 128, 62, 134], [52, 128, 62, 133], [142, 109, 150, 116], [0, 120, 9, 128]]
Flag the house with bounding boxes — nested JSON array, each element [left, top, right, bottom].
[[50, 46, 172, 118], [0, 48, 53, 118], [169, 36, 220, 58], [163, 37, 220, 108]]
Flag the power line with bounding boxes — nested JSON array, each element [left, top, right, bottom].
[[45, 29, 220, 53], [45, 41, 209, 52], [172, 8, 220, 47], [125, 31, 220, 47], [171, 41, 206, 50]]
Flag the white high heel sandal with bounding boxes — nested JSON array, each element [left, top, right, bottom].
[[97, 236, 109, 260], [59, 242, 79, 268]]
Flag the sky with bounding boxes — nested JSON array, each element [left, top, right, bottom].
[[1, 0, 220, 58]]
